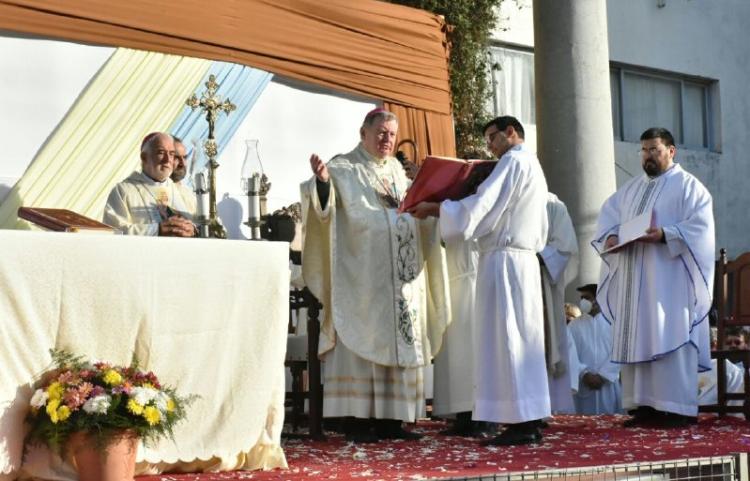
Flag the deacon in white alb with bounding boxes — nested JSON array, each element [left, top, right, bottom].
[[540, 192, 579, 414], [432, 238, 481, 435], [594, 127, 715, 428], [409, 116, 550, 445]]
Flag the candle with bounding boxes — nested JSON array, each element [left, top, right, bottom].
[[247, 174, 262, 240], [196, 192, 209, 220]]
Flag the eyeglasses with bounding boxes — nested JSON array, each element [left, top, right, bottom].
[[639, 147, 664, 156], [726, 338, 744, 347], [485, 130, 502, 145]]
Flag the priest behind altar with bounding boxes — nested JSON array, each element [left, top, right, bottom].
[[103, 132, 196, 237], [300, 108, 450, 443], [593, 127, 715, 428]]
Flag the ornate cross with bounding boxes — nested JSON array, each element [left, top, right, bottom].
[[185, 74, 236, 238]]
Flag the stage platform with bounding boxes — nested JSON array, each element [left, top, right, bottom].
[[138, 415, 750, 481]]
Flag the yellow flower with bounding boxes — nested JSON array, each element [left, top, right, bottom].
[[47, 382, 64, 400], [102, 369, 123, 386], [127, 399, 144, 415], [166, 398, 175, 413], [46, 399, 60, 423], [143, 406, 161, 426], [57, 405, 71, 422]]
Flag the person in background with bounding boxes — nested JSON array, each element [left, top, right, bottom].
[[568, 284, 622, 415]]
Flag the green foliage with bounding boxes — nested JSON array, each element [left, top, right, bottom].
[[388, 0, 503, 157], [25, 349, 196, 455]]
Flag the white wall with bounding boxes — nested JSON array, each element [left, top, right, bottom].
[[491, 0, 750, 257]]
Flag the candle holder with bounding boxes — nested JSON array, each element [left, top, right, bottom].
[[241, 139, 267, 240]]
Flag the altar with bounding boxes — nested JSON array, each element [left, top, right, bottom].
[[0, 230, 289, 480]]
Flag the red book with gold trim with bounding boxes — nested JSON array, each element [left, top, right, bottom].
[[398, 156, 497, 213], [18, 207, 116, 234]]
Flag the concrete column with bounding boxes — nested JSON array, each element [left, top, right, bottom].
[[533, 0, 617, 294]]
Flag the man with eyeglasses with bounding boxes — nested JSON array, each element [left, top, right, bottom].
[[593, 127, 715, 428], [103, 132, 196, 236], [409, 116, 551, 445]]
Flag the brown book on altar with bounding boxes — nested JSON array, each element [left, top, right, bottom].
[[18, 207, 116, 234], [398, 156, 497, 213]]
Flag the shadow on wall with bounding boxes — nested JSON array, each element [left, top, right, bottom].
[[217, 193, 246, 240], [0, 183, 13, 206]]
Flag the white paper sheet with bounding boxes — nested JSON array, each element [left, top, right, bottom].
[[603, 210, 653, 253]]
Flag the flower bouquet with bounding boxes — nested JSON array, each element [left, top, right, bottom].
[[25, 349, 195, 480]]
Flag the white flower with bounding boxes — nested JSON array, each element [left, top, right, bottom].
[[30, 389, 49, 408], [154, 391, 171, 412], [130, 386, 158, 406], [82, 394, 111, 414]]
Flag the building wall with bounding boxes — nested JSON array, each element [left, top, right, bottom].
[[491, 0, 750, 257]]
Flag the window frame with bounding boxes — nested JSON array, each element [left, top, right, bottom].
[[611, 64, 715, 152]]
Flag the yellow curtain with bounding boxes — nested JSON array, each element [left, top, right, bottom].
[[0, 48, 210, 229]]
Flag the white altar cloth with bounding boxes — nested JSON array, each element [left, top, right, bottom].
[[0, 231, 289, 480]]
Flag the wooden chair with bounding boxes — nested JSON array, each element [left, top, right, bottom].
[[699, 248, 750, 419], [286, 286, 324, 438], [262, 204, 325, 438]]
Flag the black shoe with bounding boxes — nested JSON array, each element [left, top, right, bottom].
[[440, 421, 487, 437], [480, 425, 542, 446], [439, 412, 483, 437], [345, 430, 380, 443], [623, 406, 659, 427], [656, 412, 692, 429], [375, 419, 423, 440], [343, 417, 379, 443]]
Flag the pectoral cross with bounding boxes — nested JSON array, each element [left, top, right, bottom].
[[185, 75, 236, 238]]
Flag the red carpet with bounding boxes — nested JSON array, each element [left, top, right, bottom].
[[138, 414, 750, 480]]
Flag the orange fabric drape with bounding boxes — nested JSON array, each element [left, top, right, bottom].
[[0, 0, 452, 115], [386, 102, 457, 160]]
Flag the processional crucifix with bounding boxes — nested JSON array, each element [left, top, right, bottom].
[[186, 74, 236, 239]]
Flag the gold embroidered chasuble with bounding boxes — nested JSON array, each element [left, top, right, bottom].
[[301, 144, 450, 368]]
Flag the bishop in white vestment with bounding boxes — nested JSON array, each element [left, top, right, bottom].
[[409, 116, 549, 445], [103, 132, 196, 237], [302, 109, 450, 442], [593, 127, 714, 427], [540, 192, 579, 414]]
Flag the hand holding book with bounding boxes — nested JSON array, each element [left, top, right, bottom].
[[398, 155, 496, 214]]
